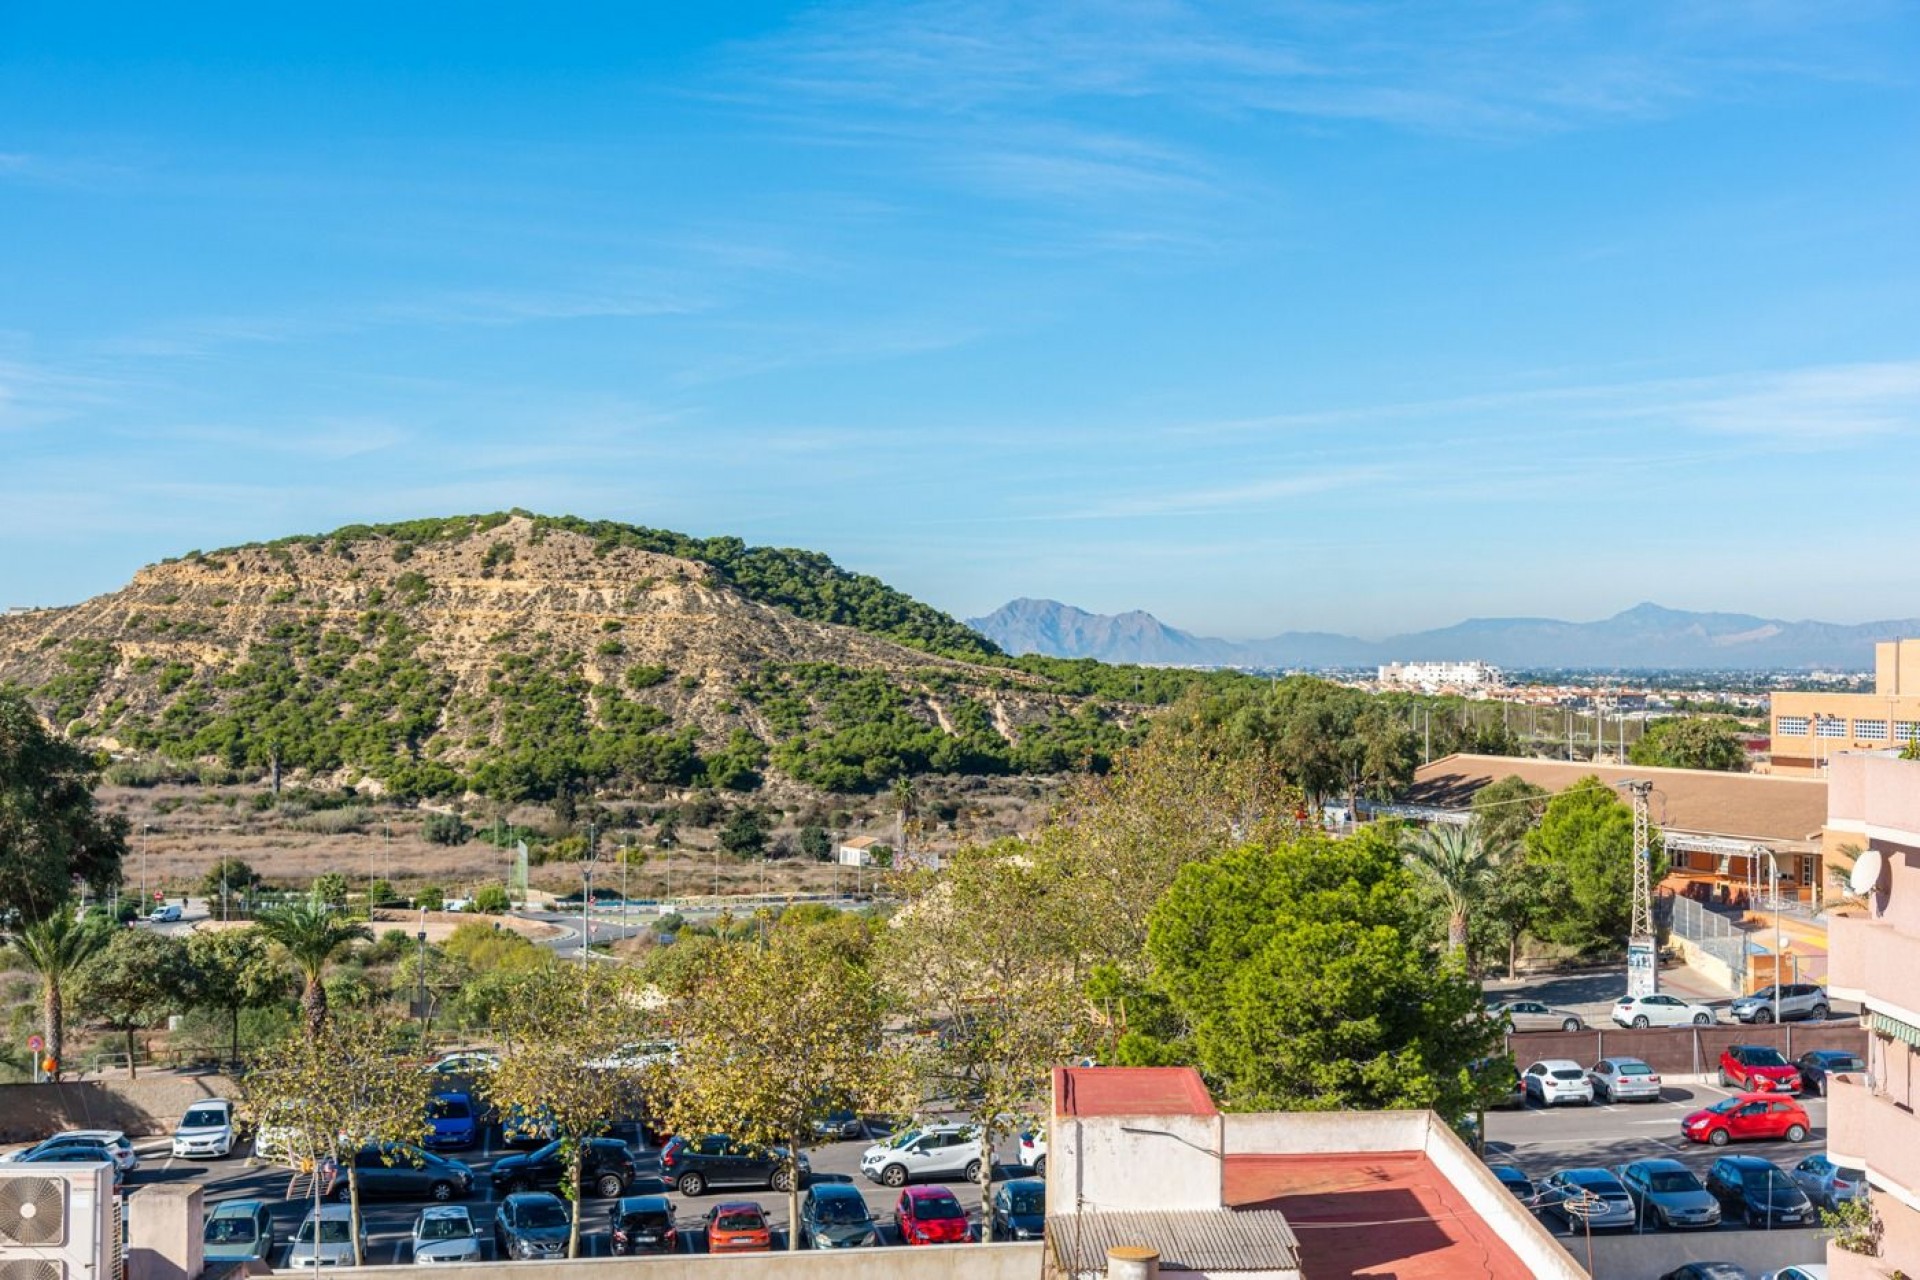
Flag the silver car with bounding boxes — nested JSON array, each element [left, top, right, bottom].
[[1790, 1154, 1866, 1211], [288, 1205, 365, 1269], [411, 1206, 481, 1265], [1730, 984, 1830, 1024], [1542, 1168, 1637, 1233], [1490, 1000, 1585, 1033], [1588, 1057, 1663, 1103], [1613, 1159, 1721, 1230]]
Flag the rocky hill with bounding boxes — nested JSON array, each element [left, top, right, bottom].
[[0, 514, 1216, 801]]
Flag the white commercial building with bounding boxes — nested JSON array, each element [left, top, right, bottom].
[[1378, 660, 1504, 692]]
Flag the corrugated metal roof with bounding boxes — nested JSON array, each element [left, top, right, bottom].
[[1046, 1209, 1300, 1274]]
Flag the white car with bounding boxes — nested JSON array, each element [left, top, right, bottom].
[[172, 1100, 237, 1159], [411, 1206, 481, 1265], [1760, 1267, 1828, 1280], [1020, 1129, 1047, 1178], [859, 1124, 985, 1187], [425, 1051, 500, 1076], [1522, 1060, 1595, 1107], [4, 1130, 137, 1173], [1611, 993, 1716, 1028]]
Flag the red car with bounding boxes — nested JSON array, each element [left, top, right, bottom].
[[1682, 1093, 1812, 1147], [894, 1185, 970, 1245], [1719, 1045, 1802, 1094], [704, 1202, 772, 1253]]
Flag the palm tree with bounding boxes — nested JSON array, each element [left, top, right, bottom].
[[1405, 823, 1497, 955], [254, 897, 371, 1036], [7, 909, 107, 1080]]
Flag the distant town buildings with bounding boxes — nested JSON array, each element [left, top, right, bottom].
[[1376, 660, 1503, 693], [1772, 639, 1920, 775]]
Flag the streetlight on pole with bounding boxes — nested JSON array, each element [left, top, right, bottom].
[[142, 824, 152, 907], [1763, 848, 1783, 1025]]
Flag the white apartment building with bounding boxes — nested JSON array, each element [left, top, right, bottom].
[[1377, 660, 1504, 692]]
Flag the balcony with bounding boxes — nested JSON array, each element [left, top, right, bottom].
[[1829, 1072, 1920, 1202], [1827, 913, 1920, 1003]]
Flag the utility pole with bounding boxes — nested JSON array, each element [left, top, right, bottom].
[[1621, 780, 1658, 996], [581, 823, 597, 965]]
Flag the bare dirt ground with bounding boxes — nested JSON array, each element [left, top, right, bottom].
[[99, 776, 1053, 899]]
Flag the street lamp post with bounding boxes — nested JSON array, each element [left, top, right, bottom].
[[415, 909, 428, 1025], [1766, 849, 1782, 1025]]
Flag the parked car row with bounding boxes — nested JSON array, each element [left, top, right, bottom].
[[1496, 984, 1841, 1033], [1519, 1056, 1665, 1106], [1492, 1150, 1858, 1237]]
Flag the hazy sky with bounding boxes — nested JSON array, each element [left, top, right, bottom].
[[3, 2, 1917, 638]]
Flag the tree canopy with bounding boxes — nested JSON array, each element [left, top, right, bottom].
[[0, 691, 127, 922], [1629, 717, 1748, 772], [1125, 827, 1500, 1119], [1525, 777, 1666, 951]]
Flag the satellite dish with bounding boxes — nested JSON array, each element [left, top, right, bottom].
[[1850, 848, 1886, 897]]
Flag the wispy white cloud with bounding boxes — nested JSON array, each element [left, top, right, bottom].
[[1061, 464, 1391, 519], [1174, 357, 1920, 450]]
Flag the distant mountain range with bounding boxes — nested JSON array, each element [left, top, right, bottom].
[[967, 599, 1916, 671]]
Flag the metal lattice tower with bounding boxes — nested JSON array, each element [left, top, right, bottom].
[[1624, 780, 1654, 939]]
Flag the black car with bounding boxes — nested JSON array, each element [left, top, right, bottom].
[[1489, 1165, 1534, 1202], [494, 1192, 571, 1261], [322, 1145, 474, 1202], [607, 1194, 679, 1256], [1704, 1155, 1816, 1228], [491, 1138, 636, 1198], [658, 1134, 807, 1196], [1658, 1266, 1749, 1280], [990, 1178, 1045, 1242], [1795, 1048, 1866, 1096]]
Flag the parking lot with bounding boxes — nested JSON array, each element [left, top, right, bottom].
[[40, 1119, 1032, 1264], [1485, 1079, 1829, 1240]]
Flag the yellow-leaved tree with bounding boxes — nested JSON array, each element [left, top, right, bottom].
[[662, 916, 899, 1249], [487, 963, 661, 1259], [241, 1013, 433, 1266]]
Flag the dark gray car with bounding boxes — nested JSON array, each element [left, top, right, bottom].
[[495, 1193, 572, 1261], [1615, 1159, 1721, 1230]]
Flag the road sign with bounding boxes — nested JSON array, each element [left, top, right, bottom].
[[26, 1034, 43, 1051]]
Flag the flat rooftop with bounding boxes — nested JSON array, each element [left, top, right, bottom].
[[1053, 1065, 1218, 1119], [1403, 753, 1827, 847], [1224, 1152, 1533, 1280]]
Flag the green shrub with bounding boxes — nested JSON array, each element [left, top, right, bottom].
[[422, 812, 472, 846]]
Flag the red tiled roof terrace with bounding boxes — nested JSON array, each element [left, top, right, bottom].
[[1225, 1152, 1533, 1280], [1052, 1066, 1219, 1119]]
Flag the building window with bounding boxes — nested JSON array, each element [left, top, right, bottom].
[[1898, 721, 1920, 744], [1855, 719, 1890, 741], [1816, 718, 1848, 739], [1776, 716, 1810, 737]]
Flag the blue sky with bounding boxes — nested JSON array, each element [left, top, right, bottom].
[[3, 1, 1917, 638]]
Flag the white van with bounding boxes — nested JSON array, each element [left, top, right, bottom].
[[149, 904, 183, 923], [173, 1098, 236, 1159]]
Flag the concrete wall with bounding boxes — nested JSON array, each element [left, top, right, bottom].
[[352, 1242, 1044, 1280], [1589, 1225, 1825, 1279], [1220, 1109, 1425, 1156], [1052, 1114, 1223, 1213], [0, 1073, 238, 1141]]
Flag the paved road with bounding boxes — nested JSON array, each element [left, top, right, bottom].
[[48, 1116, 1031, 1264]]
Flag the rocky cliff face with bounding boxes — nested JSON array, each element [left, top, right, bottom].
[[0, 515, 1095, 796]]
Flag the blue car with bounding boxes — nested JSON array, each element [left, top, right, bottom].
[[425, 1093, 478, 1151]]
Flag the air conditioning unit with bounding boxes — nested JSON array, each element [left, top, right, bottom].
[[0, 1163, 119, 1280]]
